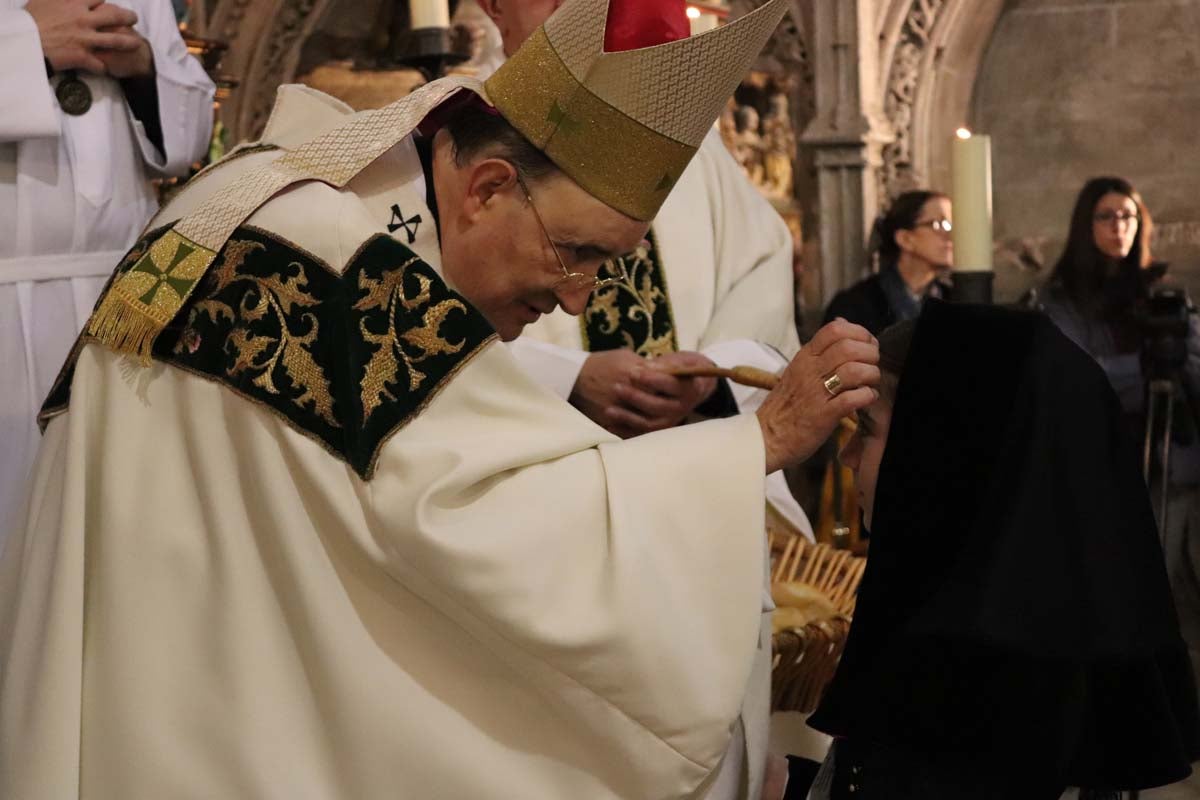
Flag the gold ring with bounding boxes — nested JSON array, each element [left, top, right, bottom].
[[823, 373, 844, 397]]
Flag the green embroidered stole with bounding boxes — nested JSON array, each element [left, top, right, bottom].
[[580, 229, 678, 356], [42, 226, 496, 479]]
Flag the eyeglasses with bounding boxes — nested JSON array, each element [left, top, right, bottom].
[[912, 218, 953, 234], [1093, 210, 1140, 226], [516, 174, 628, 293]]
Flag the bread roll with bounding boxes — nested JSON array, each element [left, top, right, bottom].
[[770, 582, 837, 633]]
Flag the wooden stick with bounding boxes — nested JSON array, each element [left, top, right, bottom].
[[663, 364, 779, 390]]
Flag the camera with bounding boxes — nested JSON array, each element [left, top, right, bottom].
[[1139, 285, 1192, 379]]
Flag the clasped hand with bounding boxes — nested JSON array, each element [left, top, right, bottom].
[[28, 0, 153, 78], [571, 349, 719, 438]]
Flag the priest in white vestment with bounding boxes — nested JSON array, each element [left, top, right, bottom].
[[0, 1, 880, 798], [475, 0, 810, 541], [0, 0, 214, 546]]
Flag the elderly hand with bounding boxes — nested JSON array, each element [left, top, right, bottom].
[[571, 349, 717, 438], [27, 0, 141, 75], [756, 318, 879, 474]]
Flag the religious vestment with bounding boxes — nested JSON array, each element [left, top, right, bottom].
[[513, 129, 810, 539], [469, 45, 808, 541], [0, 0, 214, 546], [0, 78, 776, 800]]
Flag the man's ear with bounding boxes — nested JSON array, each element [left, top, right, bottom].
[[463, 158, 519, 222]]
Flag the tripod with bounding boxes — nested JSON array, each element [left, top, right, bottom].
[[1144, 377, 1177, 540], [1143, 368, 1200, 541]]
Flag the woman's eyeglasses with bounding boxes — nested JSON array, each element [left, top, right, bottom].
[[516, 174, 628, 293], [1093, 210, 1140, 226], [912, 218, 953, 235]]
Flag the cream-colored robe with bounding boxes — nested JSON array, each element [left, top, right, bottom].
[[0, 86, 772, 800]]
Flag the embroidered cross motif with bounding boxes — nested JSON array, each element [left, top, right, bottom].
[[547, 101, 582, 135], [387, 204, 423, 244], [130, 238, 201, 305]]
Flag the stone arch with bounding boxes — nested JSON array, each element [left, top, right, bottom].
[[210, 0, 339, 143], [877, 0, 1005, 201]]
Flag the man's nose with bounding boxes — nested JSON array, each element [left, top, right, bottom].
[[555, 286, 591, 316]]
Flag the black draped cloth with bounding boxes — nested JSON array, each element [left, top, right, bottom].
[[808, 301, 1200, 790]]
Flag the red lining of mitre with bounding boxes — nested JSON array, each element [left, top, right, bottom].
[[603, 0, 690, 52]]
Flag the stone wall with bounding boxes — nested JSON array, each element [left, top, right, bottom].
[[972, 0, 1200, 301]]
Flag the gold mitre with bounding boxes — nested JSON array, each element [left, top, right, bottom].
[[485, 0, 790, 221]]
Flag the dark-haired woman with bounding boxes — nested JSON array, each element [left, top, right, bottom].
[[804, 303, 1200, 798], [822, 191, 953, 334], [1039, 177, 1183, 421], [1041, 179, 1200, 797]]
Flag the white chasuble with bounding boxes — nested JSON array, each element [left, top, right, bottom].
[[0, 85, 770, 800]]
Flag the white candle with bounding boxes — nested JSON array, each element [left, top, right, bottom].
[[950, 128, 993, 273], [410, 0, 450, 29], [689, 11, 719, 35]]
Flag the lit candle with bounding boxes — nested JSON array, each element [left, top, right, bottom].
[[410, 0, 450, 29], [951, 128, 993, 273]]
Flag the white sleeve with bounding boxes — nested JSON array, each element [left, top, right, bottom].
[[0, 8, 58, 141], [125, 0, 214, 175], [506, 337, 590, 400], [700, 338, 814, 540], [695, 130, 801, 360], [368, 344, 769, 789], [700, 338, 787, 415]]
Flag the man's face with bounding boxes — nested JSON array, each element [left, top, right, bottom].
[[478, 0, 563, 55], [440, 165, 649, 341], [838, 396, 893, 532]]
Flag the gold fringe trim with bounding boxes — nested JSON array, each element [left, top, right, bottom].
[[87, 290, 164, 365]]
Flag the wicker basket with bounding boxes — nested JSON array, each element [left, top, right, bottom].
[[768, 535, 866, 713]]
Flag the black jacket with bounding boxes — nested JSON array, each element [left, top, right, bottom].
[[822, 274, 895, 335]]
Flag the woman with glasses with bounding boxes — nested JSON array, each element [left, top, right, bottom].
[[823, 190, 954, 335], [1037, 177, 1200, 462], [1041, 176, 1159, 383]]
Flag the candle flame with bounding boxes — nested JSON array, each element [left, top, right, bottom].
[[686, 6, 701, 18], [956, 128, 973, 139]]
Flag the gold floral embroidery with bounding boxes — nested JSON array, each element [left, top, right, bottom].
[[355, 256, 469, 422], [581, 230, 677, 357], [176, 239, 338, 427], [50, 226, 495, 480]]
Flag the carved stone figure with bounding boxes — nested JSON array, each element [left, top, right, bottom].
[[761, 93, 795, 198], [734, 105, 765, 186]]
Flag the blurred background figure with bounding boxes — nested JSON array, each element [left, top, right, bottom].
[[823, 190, 954, 335], [0, 0, 214, 548]]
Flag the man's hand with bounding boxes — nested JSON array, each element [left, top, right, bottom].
[[27, 0, 141, 75], [756, 318, 879, 474], [94, 25, 154, 78], [570, 349, 717, 438]]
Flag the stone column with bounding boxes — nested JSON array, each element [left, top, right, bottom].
[[801, 0, 893, 307]]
